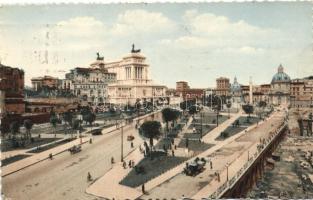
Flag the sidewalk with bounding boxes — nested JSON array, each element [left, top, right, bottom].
[[85, 148, 143, 200], [202, 112, 242, 144], [191, 110, 285, 199], [85, 110, 267, 200], [1, 136, 90, 177]]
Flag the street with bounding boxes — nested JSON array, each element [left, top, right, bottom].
[[2, 124, 142, 200]]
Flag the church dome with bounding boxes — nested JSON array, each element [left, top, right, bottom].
[[271, 64, 291, 84], [230, 77, 241, 93]]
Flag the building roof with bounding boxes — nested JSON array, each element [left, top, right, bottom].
[[271, 64, 291, 84]]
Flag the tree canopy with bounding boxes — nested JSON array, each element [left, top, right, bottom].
[[139, 121, 162, 147], [10, 121, 20, 136], [242, 104, 254, 121], [23, 119, 33, 139], [162, 108, 180, 130]]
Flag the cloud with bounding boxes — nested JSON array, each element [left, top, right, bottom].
[[164, 9, 283, 52], [111, 9, 176, 36]]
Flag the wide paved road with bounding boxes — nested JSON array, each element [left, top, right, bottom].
[[2, 124, 143, 200]]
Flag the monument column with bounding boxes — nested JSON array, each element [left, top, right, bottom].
[[249, 76, 253, 105]]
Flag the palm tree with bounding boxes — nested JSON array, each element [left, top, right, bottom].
[[23, 119, 33, 140], [139, 121, 162, 148]]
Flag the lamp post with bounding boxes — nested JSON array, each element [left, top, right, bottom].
[[120, 114, 124, 162], [213, 95, 223, 127], [200, 111, 203, 139], [248, 150, 250, 161], [226, 162, 230, 182]]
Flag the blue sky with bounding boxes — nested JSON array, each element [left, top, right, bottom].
[[0, 2, 312, 88]]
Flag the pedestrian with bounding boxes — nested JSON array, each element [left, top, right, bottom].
[[89, 138, 92, 144], [128, 160, 132, 168], [111, 157, 114, 164], [217, 173, 220, 182], [174, 144, 177, 150], [210, 161, 213, 169], [131, 141, 134, 148], [141, 183, 145, 194], [49, 153, 53, 160], [172, 149, 175, 157], [131, 160, 135, 168], [139, 145, 142, 152], [123, 161, 126, 169]]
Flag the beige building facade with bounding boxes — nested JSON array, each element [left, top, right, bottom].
[[90, 50, 167, 106]]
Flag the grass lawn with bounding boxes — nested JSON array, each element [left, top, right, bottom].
[[1, 154, 32, 167], [1, 137, 62, 152], [193, 114, 228, 125], [178, 140, 214, 152], [215, 116, 261, 141], [155, 138, 172, 150], [215, 126, 247, 141], [120, 152, 187, 188], [186, 124, 215, 138], [236, 116, 261, 126]]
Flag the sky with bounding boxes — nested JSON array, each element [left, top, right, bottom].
[[0, 2, 312, 88]]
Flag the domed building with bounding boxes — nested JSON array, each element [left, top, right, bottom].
[[230, 77, 242, 104], [269, 64, 291, 105]]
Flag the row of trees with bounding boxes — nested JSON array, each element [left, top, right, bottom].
[[9, 119, 34, 140]]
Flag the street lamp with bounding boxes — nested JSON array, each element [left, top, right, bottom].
[[120, 114, 125, 162], [248, 150, 250, 161], [226, 162, 230, 182]]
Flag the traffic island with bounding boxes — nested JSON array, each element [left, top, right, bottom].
[[120, 151, 188, 188]]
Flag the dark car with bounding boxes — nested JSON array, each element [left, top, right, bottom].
[[90, 128, 102, 135]]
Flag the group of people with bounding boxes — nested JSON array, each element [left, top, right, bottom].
[[123, 160, 135, 169]]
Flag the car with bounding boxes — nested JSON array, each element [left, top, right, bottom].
[[89, 128, 102, 135]]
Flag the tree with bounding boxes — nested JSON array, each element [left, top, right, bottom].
[[23, 119, 33, 140], [220, 131, 229, 138], [63, 111, 73, 126], [72, 119, 81, 138], [162, 108, 179, 131], [259, 101, 267, 108], [10, 121, 20, 139], [188, 105, 198, 115], [50, 115, 58, 138], [226, 101, 232, 119], [83, 112, 96, 126], [242, 104, 254, 122], [139, 121, 162, 148], [10, 121, 20, 147], [135, 99, 141, 117]]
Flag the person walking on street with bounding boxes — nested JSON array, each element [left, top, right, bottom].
[[111, 157, 114, 164], [172, 149, 175, 157], [128, 160, 132, 168], [210, 161, 213, 169], [49, 153, 53, 160], [131, 160, 135, 168], [131, 141, 134, 148], [123, 161, 127, 169], [141, 183, 145, 194], [87, 172, 92, 181]]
